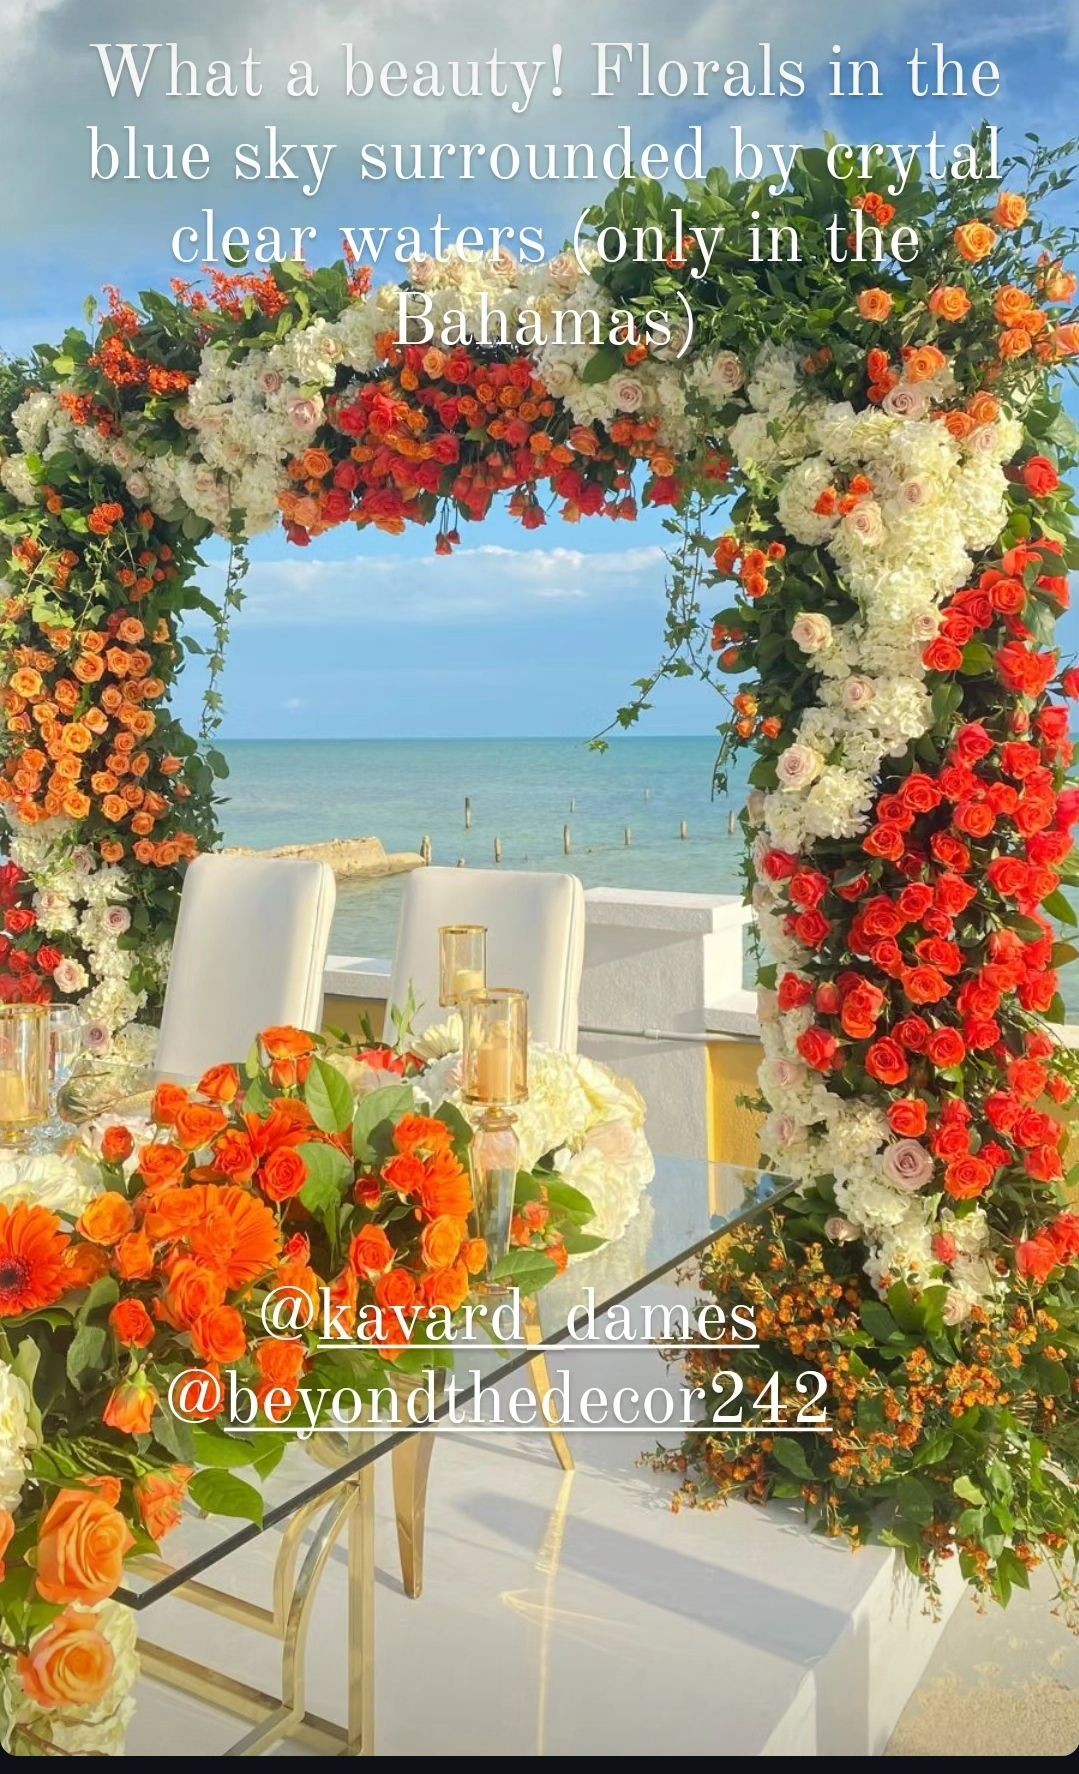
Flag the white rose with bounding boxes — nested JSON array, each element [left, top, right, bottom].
[[776, 743, 824, 792], [408, 255, 438, 289], [825, 1215, 861, 1243], [53, 958, 88, 994], [942, 1290, 973, 1325], [546, 252, 580, 291], [790, 612, 832, 654], [288, 397, 321, 432], [103, 905, 131, 936], [881, 1139, 934, 1193], [842, 676, 875, 710], [612, 375, 645, 413], [882, 382, 930, 419], [843, 500, 884, 545]]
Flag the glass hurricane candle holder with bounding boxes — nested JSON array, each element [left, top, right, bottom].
[[438, 925, 487, 1008], [0, 1004, 50, 1149], [462, 989, 528, 1274]]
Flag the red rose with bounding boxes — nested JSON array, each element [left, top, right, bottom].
[[1027, 1144, 1063, 1182], [888, 1098, 928, 1137], [863, 823, 905, 860], [35, 945, 63, 974], [952, 722, 995, 764], [901, 965, 951, 1005], [865, 1039, 908, 1086], [1008, 1058, 1048, 1101], [788, 869, 829, 910], [931, 833, 971, 872], [840, 983, 886, 1040], [778, 973, 814, 1012], [1021, 455, 1060, 497], [792, 908, 830, 949], [1015, 1233, 1060, 1285], [986, 856, 1030, 899], [923, 637, 964, 672], [860, 898, 903, 939], [761, 850, 798, 882], [926, 1027, 966, 1068], [1036, 705, 1070, 743], [899, 773, 944, 813], [934, 873, 977, 916], [796, 1027, 839, 1073], [896, 883, 934, 923], [933, 1121, 971, 1159], [1049, 1213, 1079, 1261], [944, 1155, 993, 1199], [870, 938, 904, 977], [894, 1015, 930, 1051], [815, 982, 841, 1015], [4, 908, 35, 936], [835, 872, 871, 902], [963, 1017, 1000, 1050], [988, 576, 1026, 616], [952, 800, 995, 840]]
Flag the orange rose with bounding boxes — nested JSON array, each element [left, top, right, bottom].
[[159, 1254, 226, 1329], [103, 1373, 158, 1436], [100, 1124, 134, 1165], [420, 1214, 464, 1270], [134, 1466, 193, 1541], [348, 1224, 394, 1277], [197, 1062, 240, 1104], [151, 1082, 189, 1127], [142, 1185, 200, 1244], [420, 1263, 469, 1312], [392, 1116, 454, 1158], [212, 1127, 258, 1183], [998, 327, 1032, 360], [259, 1146, 308, 1203], [966, 391, 1000, 427], [856, 287, 893, 322], [260, 1026, 317, 1060], [77, 1191, 134, 1247], [62, 1243, 109, 1289], [568, 425, 599, 457], [954, 220, 997, 263], [374, 1268, 419, 1312], [191, 1302, 247, 1364], [903, 343, 947, 384], [1053, 323, 1079, 356], [928, 285, 971, 322], [109, 1297, 155, 1348], [993, 284, 1033, 326], [992, 191, 1028, 230], [114, 1229, 155, 1281], [35, 1486, 135, 1604], [256, 1336, 307, 1387], [173, 1101, 229, 1152], [136, 1141, 188, 1191], [17, 1609, 115, 1711], [0, 1506, 13, 1580], [460, 1237, 488, 1275]]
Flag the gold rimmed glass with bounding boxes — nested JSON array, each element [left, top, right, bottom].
[[437, 924, 487, 1008]]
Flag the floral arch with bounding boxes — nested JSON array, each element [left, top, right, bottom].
[[2, 135, 1079, 1643]]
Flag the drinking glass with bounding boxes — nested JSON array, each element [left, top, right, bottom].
[[0, 1004, 50, 1149], [32, 1005, 85, 1147]]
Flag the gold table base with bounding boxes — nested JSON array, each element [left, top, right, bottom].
[[136, 1460, 374, 1756], [137, 1306, 571, 1750]]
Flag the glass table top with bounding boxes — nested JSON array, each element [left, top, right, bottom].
[[119, 1158, 794, 1609]]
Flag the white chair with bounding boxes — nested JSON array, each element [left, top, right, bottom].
[[387, 866, 586, 1051], [155, 854, 336, 1083]]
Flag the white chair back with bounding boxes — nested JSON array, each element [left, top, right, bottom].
[[155, 854, 336, 1082], [388, 866, 585, 1051]]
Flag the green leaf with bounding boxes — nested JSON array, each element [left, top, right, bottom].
[[78, 1274, 120, 1321], [953, 1475, 985, 1506], [488, 1247, 559, 1293], [352, 1083, 417, 1161], [769, 1435, 813, 1478], [192, 1425, 264, 1469], [65, 1324, 106, 1390], [297, 1140, 353, 1215], [896, 1475, 935, 1525], [304, 1057, 356, 1133], [1042, 888, 1077, 926], [580, 343, 622, 384], [188, 1468, 265, 1526], [153, 1406, 196, 1466]]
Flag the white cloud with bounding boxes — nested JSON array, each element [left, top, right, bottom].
[[203, 541, 666, 626]]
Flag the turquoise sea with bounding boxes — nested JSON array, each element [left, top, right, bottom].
[[215, 736, 1079, 1017]]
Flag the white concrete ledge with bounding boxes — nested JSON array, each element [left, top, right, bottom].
[[324, 954, 391, 999], [582, 886, 752, 934]]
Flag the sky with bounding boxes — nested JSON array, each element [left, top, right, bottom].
[[1, 0, 1078, 738]]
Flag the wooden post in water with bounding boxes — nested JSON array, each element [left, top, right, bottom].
[[624, 826, 632, 847], [679, 820, 688, 840], [563, 825, 572, 855], [464, 797, 472, 830], [728, 810, 736, 834], [456, 857, 466, 868], [644, 788, 652, 801], [494, 836, 503, 864], [569, 797, 576, 813], [420, 835, 432, 865]]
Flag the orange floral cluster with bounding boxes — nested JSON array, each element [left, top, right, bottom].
[[0, 584, 196, 865], [712, 532, 787, 600], [89, 287, 192, 397]]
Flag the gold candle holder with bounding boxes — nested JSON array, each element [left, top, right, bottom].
[[461, 989, 528, 1273], [438, 925, 487, 1008], [0, 1004, 50, 1148]]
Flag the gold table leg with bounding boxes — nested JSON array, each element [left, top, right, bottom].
[[523, 1299, 574, 1474], [137, 1459, 375, 1756]]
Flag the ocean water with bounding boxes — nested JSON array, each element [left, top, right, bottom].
[[215, 736, 1079, 1016]]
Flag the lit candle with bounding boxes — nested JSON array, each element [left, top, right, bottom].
[[452, 967, 485, 1000], [0, 1071, 28, 1121], [475, 1040, 516, 1103]]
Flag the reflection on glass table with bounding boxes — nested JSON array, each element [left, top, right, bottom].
[[123, 1158, 794, 1755]]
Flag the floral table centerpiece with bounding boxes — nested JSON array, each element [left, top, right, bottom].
[[0, 1023, 634, 1755]]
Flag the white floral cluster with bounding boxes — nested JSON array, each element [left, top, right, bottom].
[[731, 347, 1020, 854], [402, 1029, 655, 1247], [6, 814, 162, 1055], [0, 1600, 139, 1757]]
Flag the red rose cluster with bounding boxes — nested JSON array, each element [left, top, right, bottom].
[[0, 861, 59, 1004]]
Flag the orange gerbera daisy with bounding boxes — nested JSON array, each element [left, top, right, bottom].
[[182, 1185, 281, 1290], [0, 1203, 72, 1316], [418, 1150, 474, 1220], [392, 1115, 455, 1159]]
